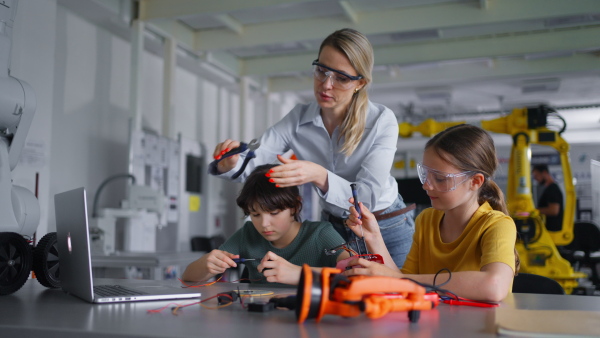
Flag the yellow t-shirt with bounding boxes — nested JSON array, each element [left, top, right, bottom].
[[401, 202, 516, 275]]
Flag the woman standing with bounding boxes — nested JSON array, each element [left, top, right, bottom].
[[210, 28, 414, 267]]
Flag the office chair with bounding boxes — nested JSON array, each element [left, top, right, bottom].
[[209, 235, 225, 251], [190, 235, 225, 252], [512, 273, 565, 294], [190, 237, 210, 252], [560, 221, 600, 288]]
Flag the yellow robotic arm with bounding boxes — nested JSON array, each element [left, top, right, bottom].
[[399, 105, 583, 293], [479, 107, 575, 245]]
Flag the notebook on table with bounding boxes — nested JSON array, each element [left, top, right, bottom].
[[54, 187, 201, 303]]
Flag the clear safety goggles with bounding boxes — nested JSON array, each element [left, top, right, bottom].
[[417, 162, 474, 192], [312, 59, 363, 90]]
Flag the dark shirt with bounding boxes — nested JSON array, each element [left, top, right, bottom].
[[218, 220, 344, 285], [538, 182, 564, 231]]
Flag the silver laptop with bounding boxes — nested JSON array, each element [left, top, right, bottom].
[[54, 187, 201, 303]]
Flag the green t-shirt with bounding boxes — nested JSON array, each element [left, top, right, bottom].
[[219, 220, 345, 284]]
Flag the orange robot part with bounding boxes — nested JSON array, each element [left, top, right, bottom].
[[296, 265, 436, 323]]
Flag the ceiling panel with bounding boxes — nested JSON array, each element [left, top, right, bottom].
[[80, 0, 600, 129]]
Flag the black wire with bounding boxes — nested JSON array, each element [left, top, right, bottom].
[[401, 268, 457, 299], [92, 173, 136, 217], [546, 111, 567, 134]]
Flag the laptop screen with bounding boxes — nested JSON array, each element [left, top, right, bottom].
[[54, 187, 96, 302]]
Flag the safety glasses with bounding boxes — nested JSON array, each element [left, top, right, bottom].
[[312, 59, 362, 90], [417, 162, 474, 192]]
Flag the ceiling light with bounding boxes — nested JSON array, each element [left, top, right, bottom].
[[416, 87, 452, 101], [390, 29, 440, 43], [521, 78, 560, 94]]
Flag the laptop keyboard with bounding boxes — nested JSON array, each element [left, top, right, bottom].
[[94, 285, 148, 297]]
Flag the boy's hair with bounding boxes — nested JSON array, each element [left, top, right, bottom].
[[426, 124, 520, 273], [236, 164, 303, 222]]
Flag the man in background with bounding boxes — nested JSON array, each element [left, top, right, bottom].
[[532, 164, 564, 231]]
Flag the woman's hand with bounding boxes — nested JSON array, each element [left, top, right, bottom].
[[213, 139, 241, 174], [257, 251, 302, 285], [203, 250, 239, 275], [342, 257, 403, 278], [268, 155, 328, 192]]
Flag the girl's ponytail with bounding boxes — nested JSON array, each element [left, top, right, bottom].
[[479, 179, 508, 215]]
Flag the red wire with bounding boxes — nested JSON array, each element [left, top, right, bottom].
[[178, 272, 265, 288], [178, 275, 224, 287]]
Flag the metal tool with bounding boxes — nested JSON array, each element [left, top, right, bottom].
[[350, 183, 362, 219], [232, 258, 256, 263], [210, 139, 260, 179], [349, 183, 368, 254]]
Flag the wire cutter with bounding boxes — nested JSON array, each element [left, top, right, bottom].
[[210, 139, 260, 179]]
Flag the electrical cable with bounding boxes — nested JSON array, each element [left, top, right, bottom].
[[546, 108, 567, 134], [147, 293, 235, 315], [401, 268, 498, 307], [178, 274, 224, 288], [148, 288, 276, 315], [178, 270, 265, 288]]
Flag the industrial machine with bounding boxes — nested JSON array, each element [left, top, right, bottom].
[[0, 0, 60, 296], [399, 105, 585, 293], [91, 177, 166, 255]]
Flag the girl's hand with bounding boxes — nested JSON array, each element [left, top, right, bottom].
[[346, 199, 398, 270], [257, 251, 302, 285], [213, 139, 241, 174], [346, 199, 382, 241], [203, 250, 239, 275], [342, 257, 403, 278], [268, 155, 328, 191]]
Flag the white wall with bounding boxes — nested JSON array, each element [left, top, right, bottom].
[[11, 0, 57, 238], [48, 5, 136, 235], [10, 0, 267, 246]]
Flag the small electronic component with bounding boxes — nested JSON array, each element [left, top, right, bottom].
[[217, 291, 239, 305], [237, 290, 273, 296], [247, 302, 275, 312], [268, 295, 296, 310]]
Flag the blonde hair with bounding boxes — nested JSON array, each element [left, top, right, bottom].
[[318, 28, 373, 156]]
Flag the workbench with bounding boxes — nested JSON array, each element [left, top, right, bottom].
[[2, 278, 599, 337]]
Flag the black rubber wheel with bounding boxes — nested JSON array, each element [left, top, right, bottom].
[[0, 232, 32, 295], [408, 310, 420, 323], [33, 232, 60, 288]]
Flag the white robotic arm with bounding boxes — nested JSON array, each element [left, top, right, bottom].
[[0, 0, 40, 236]]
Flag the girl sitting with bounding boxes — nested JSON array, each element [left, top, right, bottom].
[[344, 124, 518, 302]]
